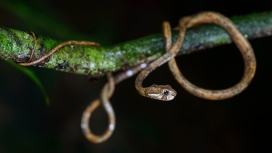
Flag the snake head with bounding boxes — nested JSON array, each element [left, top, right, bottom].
[[146, 84, 177, 101]]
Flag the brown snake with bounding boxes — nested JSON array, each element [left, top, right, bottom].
[[17, 11, 256, 143]]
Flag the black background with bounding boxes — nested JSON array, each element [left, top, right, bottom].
[[0, 0, 271, 152]]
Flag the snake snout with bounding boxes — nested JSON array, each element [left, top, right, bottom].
[[164, 89, 176, 101]]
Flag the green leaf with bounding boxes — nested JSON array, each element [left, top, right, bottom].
[[5, 60, 50, 106]]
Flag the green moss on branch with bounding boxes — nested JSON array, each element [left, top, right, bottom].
[[1, 11, 272, 76]]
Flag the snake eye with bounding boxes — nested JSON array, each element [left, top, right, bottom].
[[164, 90, 169, 95]]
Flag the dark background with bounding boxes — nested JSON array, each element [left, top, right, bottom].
[[0, 0, 271, 152]]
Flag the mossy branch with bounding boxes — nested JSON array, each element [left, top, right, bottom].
[[1, 11, 272, 77]]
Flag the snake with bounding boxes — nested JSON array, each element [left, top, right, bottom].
[[17, 11, 256, 143], [83, 11, 256, 143]]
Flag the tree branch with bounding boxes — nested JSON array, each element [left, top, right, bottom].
[[1, 11, 272, 77]]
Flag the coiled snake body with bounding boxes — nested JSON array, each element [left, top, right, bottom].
[[135, 11, 256, 101]]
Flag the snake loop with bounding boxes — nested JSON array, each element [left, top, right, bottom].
[[81, 73, 116, 143], [81, 64, 147, 143], [167, 12, 256, 100]]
